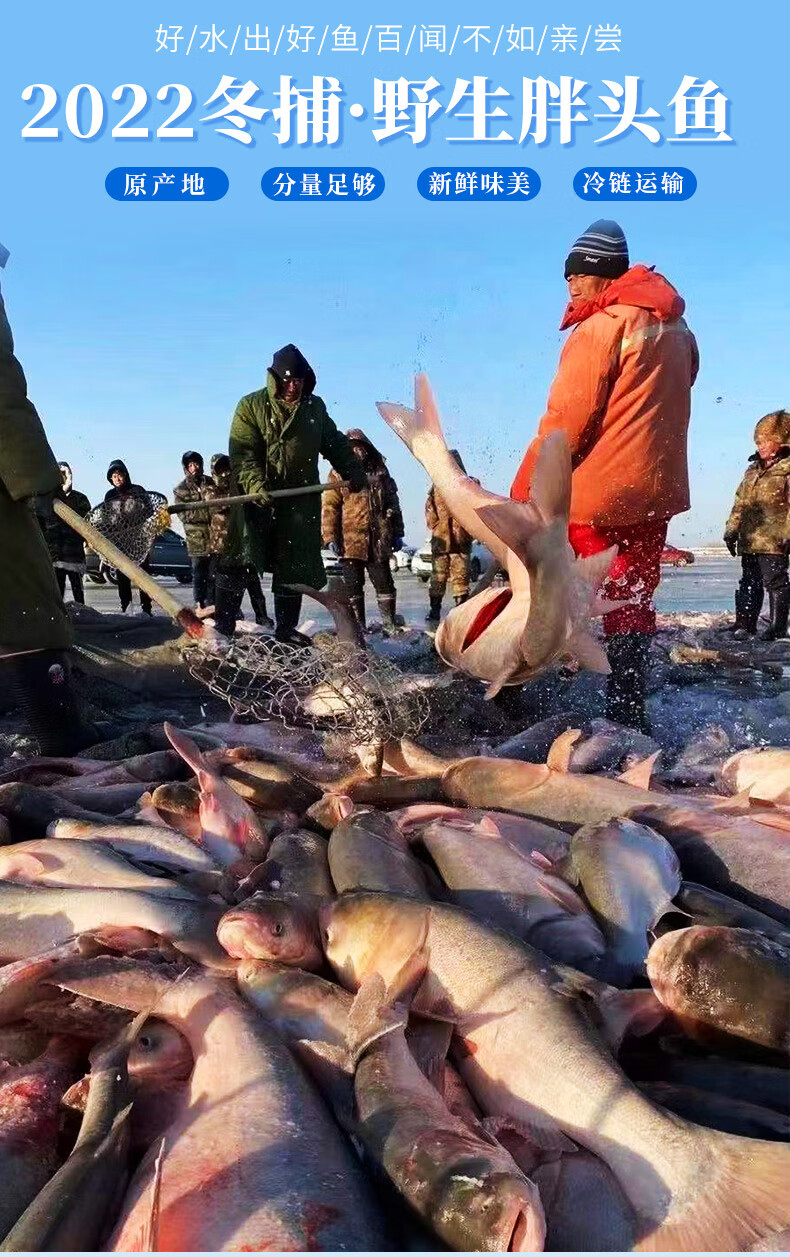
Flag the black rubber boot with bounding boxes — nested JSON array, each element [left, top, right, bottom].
[[6, 649, 102, 755], [426, 595, 442, 626], [274, 593, 311, 647], [349, 594, 367, 631], [760, 590, 790, 641], [377, 595, 397, 635], [454, 593, 469, 607], [733, 580, 763, 641], [605, 633, 652, 734]]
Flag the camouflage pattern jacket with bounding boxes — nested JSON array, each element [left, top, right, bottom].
[[726, 452, 790, 555], [173, 473, 215, 558]]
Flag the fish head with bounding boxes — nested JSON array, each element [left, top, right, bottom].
[[236, 959, 351, 1045], [128, 1017, 193, 1084], [320, 892, 430, 992], [217, 895, 323, 969], [435, 586, 529, 696], [430, 1166, 546, 1254]]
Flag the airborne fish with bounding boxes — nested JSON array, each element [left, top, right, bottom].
[[376, 373, 620, 695]]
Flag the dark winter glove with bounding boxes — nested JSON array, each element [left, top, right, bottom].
[[723, 533, 738, 557], [252, 489, 272, 508], [393, 537, 404, 551], [347, 468, 367, 493]]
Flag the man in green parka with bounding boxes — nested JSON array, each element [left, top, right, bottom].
[[218, 344, 366, 644], [0, 250, 99, 753]]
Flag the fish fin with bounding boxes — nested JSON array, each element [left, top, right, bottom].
[[406, 1018, 453, 1091], [399, 737, 456, 777], [127, 1136, 165, 1253], [484, 670, 518, 701], [475, 500, 543, 569], [52, 955, 185, 1015], [618, 751, 662, 790], [528, 849, 555, 871], [566, 630, 611, 673], [163, 722, 212, 784], [476, 815, 502, 840], [574, 546, 618, 591], [0, 852, 46, 881], [712, 789, 753, 813], [635, 1134, 790, 1252], [527, 430, 572, 523], [594, 988, 667, 1054], [534, 875, 589, 914], [346, 973, 408, 1064], [546, 728, 584, 772], [62, 1074, 90, 1112]]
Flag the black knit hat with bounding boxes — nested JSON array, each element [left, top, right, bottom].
[[564, 219, 629, 280]]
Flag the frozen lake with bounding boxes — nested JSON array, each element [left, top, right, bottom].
[[655, 556, 739, 616], [80, 555, 742, 624]]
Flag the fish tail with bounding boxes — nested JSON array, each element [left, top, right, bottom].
[[376, 373, 446, 455], [636, 1132, 790, 1252], [163, 723, 210, 782], [286, 584, 365, 648]]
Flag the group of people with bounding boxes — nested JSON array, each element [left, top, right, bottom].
[[2, 216, 785, 756]]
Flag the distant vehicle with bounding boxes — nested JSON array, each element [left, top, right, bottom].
[[86, 528, 191, 585], [321, 547, 343, 578], [661, 545, 695, 567], [411, 538, 492, 584], [390, 546, 416, 571]]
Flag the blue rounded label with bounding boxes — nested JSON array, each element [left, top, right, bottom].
[[262, 168, 384, 201], [418, 168, 540, 201], [573, 168, 697, 201], [106, 168, 228, 201]]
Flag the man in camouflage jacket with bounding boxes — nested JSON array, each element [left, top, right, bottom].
[[322, 429, 404, 632], [173, 451, 215, 608], [725, 409, 790, 641]]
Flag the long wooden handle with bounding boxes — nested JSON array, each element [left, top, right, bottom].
[[167, 480, 350, 515], [53, 500, 204, 638]]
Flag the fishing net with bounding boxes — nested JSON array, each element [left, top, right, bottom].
[[86, 492, 170, 565], [182, 632, 430, 747]]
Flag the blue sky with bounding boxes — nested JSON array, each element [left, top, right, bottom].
[[1, 0, 786, 545]]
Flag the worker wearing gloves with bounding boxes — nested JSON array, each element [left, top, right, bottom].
[[220, 344, 366, 644], [322, 429, 404, 634]]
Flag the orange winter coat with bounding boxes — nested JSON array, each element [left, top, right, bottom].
[[511, 266, 699, 526]]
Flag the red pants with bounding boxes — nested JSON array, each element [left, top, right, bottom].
[[569, 519, 669, 636]]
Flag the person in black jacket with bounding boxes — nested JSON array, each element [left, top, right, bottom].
[[36, 462, 91, 604], [104, 459, 154, 615]]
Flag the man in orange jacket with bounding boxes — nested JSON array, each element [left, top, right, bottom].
[[511, 220, 699, 731]]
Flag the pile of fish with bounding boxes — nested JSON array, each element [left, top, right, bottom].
[[0, 716, 788, 1252]]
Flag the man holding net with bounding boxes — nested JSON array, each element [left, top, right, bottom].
[[218, 344, 366, 644], [0, 247, 101, 753]]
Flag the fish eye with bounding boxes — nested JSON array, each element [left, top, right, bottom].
[[271, 921, 284, 937], [139, 1035, 152, 1048]]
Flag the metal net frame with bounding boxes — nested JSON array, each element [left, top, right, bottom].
[[182, 633, 430, 747], [86, 491, 170, 565]]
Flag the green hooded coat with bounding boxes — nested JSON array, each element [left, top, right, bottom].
[[226, 349, 363, 590], [0, 283, 72, 657]]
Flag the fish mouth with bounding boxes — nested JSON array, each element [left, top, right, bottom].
[[462, 589, 513, 651]]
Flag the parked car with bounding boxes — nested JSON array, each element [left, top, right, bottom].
[[390, 546, 416, 572], [411, 538, 492, 584], [321, 547, 343, 578], [86, 528, 192, 584], [661, 545, 695, 567]]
